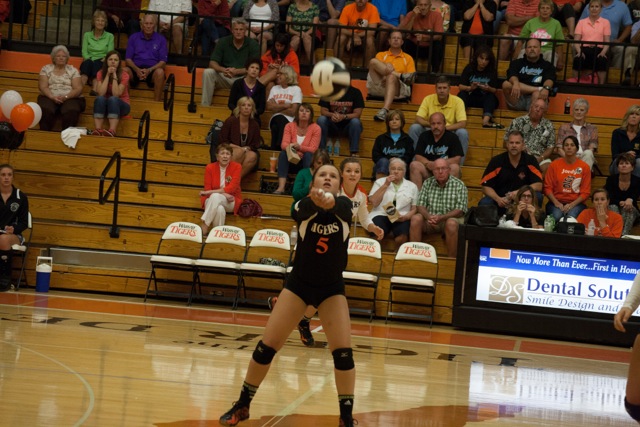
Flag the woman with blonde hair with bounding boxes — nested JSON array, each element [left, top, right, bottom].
[[610, 104, 640, 177], [219, 96, 262, 178], [80, 9, 114, 91], [266, 64, 302, 150]]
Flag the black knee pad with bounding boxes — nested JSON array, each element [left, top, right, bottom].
[[332, 347, 354, 371], [252, 340, 277, 365], [626, 398, 640, 422]]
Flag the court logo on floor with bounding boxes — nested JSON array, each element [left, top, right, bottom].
[[488, 275, 524, 304]]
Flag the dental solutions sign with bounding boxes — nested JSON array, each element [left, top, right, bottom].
[[476, 247, 640, 316]]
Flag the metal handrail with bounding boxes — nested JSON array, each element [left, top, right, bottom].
[[187, 23, 200, 114], [137, 110, 150, 192], [98, 151, 122, 238], [163, 73, 175, 150]]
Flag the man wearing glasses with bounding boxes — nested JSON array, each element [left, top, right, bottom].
[[409, 158, 468, 257]]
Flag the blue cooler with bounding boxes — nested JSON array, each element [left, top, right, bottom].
[[35, 256, 53, 292]]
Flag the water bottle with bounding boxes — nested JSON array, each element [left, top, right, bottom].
[[544, 215, 555, 232], [564, 97, 571, 115], [586, 219, 596, 236], [333, 139, 341, 157], [290, 225, 298, 248], [326, 139, 333, 156]]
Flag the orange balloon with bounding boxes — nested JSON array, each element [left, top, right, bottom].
[[10, 103, 34, 132]]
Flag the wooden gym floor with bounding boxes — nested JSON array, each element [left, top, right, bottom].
[[0, 290, 638, 427]]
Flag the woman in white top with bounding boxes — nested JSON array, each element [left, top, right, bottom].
[[267, 64, 302, 150], [368, 158, 418, 248], [243, 0, 279, 54], [614, 273, 640, 424], [340, 157, 384, 240]]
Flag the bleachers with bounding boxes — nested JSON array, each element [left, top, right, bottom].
[[0, 52, 630, 324]]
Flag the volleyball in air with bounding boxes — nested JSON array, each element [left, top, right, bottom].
[[310, 58, 351, 101]]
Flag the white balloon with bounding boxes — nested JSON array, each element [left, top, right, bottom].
[[26, 102, 42, 128], [0, 91, 23, 119]]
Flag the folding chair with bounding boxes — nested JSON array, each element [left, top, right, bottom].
[[13, 212, 32, 290], [386, 242, 438, 327], [194, 225, 246, 305], [236, 228, 291, 309], [145, 222, 203, 305], [343, 237, 382, 322]]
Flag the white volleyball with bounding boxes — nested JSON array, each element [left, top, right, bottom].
[[310, 58, 351, 101]]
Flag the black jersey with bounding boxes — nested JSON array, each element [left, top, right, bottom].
[[290, 195, 352, 288], [0, 187, 29, 235]]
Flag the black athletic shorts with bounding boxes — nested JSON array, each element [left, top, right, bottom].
[[285, 274, 345, 308]]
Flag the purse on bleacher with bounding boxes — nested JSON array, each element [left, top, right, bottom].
[[464, 205, 499, 227], [555, 215, 585, 235]]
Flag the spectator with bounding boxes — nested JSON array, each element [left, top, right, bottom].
[[198, 0, 232, 57], [458, 45, 502, 128], [317, 84, 364, 156], [410, 112, 463, 188], [0, 164, 29, 292], [459, 0, 496, 59], [625, 19, 640, 86], [80, 9, 114, 92], [317, 0, 347, 52], [409, 75, 469, 164], [431, 0, 452, 32], [92, 51, 130, 137], [505, 184, 545, 228], [220, 96, 262, 178], [503, 98, 556, 173], [291, 149, 331, 213], [544, 135, 591, 221], [573, 0, 610, 84], [610, 105, 640, 177], [201, 18, 260, 107], [267, 65, 302, 150], [551, 0, 580, 39], [480, 130, 543, 214], [100, 0, 141, 36], [577, 188, 623, 237], [286, 0, 320, 61], [340, 157, 385, 239], [37, 45, 86, 131], [410, 158, 467, 257], [125, 14, 167, 102], [336, 0, 380, 63], [369, 30, 416, 122], [259, 33, 301, 94], [199, 143, 243, 235], [502, 38, 556, 111], [147, 0, 192, 54], [228, 58, 267, 126], [579, 0, 632, 81], [243, 0, 279, 54], [605, 153, 640, 235], [371, 109, 414, 179], [371, 0, 407, 50], [556, 97, 598, 170], [273, 103, 321, 194], [398, 0, 444, 72], [514, 0, 565, 69], [498, 0, 539, 60], [368, 158, 418, 247]]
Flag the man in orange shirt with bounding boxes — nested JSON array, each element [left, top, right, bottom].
[[367, 30, 416, 122], [398, 0, 444, 72], [336, 0, 380, 63]]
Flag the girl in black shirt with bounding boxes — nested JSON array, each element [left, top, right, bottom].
[[220, 164, 357, 427]]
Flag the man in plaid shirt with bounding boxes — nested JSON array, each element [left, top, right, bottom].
[[409, 158, 468, 257]]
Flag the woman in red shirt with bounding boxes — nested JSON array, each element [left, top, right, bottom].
[[199, 143, 242, 234]]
